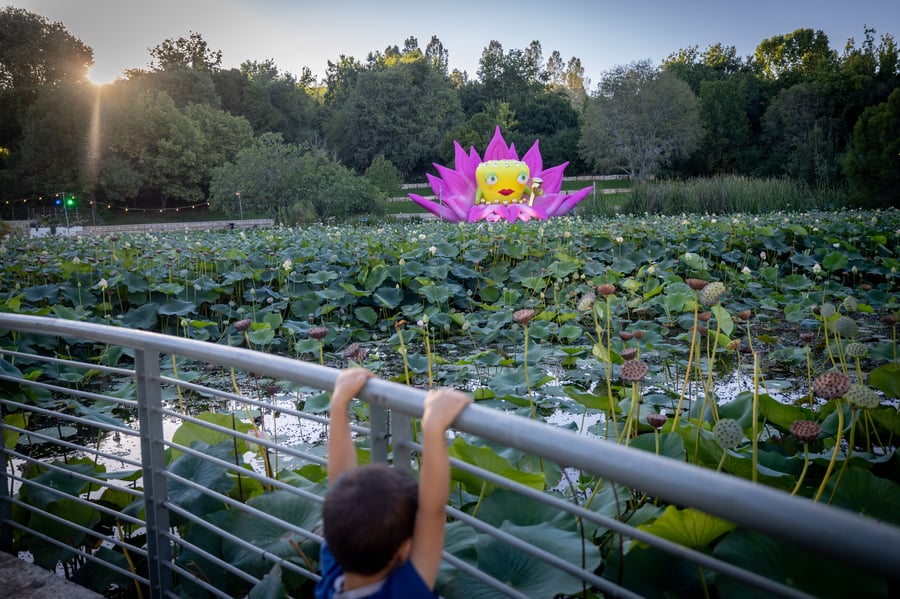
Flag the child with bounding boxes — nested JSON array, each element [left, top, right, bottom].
[[315, 368, 471, 598]]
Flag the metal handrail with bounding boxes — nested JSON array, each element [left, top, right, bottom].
[[2, 313, 899, 598]]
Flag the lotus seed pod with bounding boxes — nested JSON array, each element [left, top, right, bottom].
[[686, 278, 709, 291], [842, 296, 858, 312], [844, 342, 867, 359], [620, 347, 639, 361], [309, 326, 328, 340], [834, 316, 858, 338], [812, 371, 852, 399], [845, 384, 880, 409], [620, 359, 649, 382], [819, 302, 836, 319], [597, 283, 616, 297], [513, 308, 536, 325], [789, 420, 821, 443], [577, 292, 596, 312], [647, 413, 668, 429], [713, 418, 744, 449], [698, 281, 726, 306]]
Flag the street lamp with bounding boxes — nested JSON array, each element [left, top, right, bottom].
[[235, 192, 244, 221]]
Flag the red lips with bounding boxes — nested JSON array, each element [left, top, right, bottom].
[[498, 189, 514, 196]]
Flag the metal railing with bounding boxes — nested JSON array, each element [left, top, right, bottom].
[[1, 313, 899, 598]]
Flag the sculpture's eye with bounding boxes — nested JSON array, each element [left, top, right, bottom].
[[485, 174, 498, 185], [517, 172, 529, 185]]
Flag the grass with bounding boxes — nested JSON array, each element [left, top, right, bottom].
[[580, 175, 848, 217]]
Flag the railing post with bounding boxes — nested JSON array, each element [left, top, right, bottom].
[[369, 405, 388, 464], [0, 409, 11, 553], [392, 412, 414, 471], [135, 348, 172, 597]]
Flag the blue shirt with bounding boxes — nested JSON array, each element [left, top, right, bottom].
[[315, 542, 438, 599]]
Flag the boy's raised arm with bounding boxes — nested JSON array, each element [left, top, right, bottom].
[[411, 388, 471, 590], [327, 368, 374, 482]]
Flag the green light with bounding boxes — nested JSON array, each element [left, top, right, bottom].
[[65, 197, 75, 207]]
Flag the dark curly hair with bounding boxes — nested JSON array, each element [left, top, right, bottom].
[[322, 463, 419, 575]]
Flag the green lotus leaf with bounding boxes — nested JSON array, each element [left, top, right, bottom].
[[637, 505, 735, 549], [714, 528, 886, 598]]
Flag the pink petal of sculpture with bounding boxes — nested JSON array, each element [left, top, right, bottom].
[[409, 126, 593, 222]]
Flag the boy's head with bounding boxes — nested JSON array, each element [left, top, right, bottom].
[[322, 463, 418, 576]]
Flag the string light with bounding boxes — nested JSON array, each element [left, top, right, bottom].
[[0, 195, 210, 213]]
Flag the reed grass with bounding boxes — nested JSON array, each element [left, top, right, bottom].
[[586, 175, 848, 216]]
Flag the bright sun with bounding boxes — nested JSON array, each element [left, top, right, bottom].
[[86, 67, 115, 85]]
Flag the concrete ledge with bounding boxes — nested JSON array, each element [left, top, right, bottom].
[[0, 551, 103, 598]]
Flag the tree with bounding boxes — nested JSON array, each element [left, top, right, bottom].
[[761, 81, 840, 186], [364, 155, 402, 196], [149, 31, 222, 72], [697, 76, 755, 173], [545, 51, 565, 87], [425, 35, 449, 73], [15, 81, 93, 195], [754, 29, 836, 83], [579, 60, 701, 181], [664, 43, 746, 94], [209, 132, 385, 221], [842, 88, 900, 207], [325, 59, 463, 176], [563, 56, 587, 108], [0, 7, 93, 195], [99, 90, 252, 208]]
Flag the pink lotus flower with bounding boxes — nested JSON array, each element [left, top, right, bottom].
[[409, 126, 593, 222]]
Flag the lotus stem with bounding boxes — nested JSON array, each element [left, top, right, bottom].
[[791, 443, 811, 496], [671, 299, 700, 431], [829, 408, 858, 504], [751, 352, 760, 483], [116, 521, 144, 599], [592, 306, 616, 439], [524, 323, 534, 419], [806, 345, 814, 411], [715, 449, 728, 473], [814, 400, 845, 503]]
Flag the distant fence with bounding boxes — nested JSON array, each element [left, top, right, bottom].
[[5, 219, 274, 237]]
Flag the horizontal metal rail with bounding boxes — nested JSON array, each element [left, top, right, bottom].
[[2, 313, 900, 599]]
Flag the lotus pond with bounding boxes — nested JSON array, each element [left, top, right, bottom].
[[2, 209, 899, 598]]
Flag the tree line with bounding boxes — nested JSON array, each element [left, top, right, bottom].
[[0, 6, 897, 224]]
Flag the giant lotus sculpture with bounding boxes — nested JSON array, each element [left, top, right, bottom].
[[409, 126, 593, 222]]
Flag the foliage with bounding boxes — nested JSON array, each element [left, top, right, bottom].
[[210, 133, 385, 221], [363, 154, 403, 196], [842, 88, 900, 208], [1, 8, 899, 214], [1, 208, 899, 597], [324, 59, 463, 176], [603, 175, 828, 216], [579, 60, 701, 181], [148, 31, 222, 72]]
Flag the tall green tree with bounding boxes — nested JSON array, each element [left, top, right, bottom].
[[148, 31, 222, 72], [0, 7, 93, 195], [213, 61, 320, 144], [99, 90, 252, 208], [842, 88, 900, 207], [761, 81, 841, 186], [325, 59, 462, 176], [209, 132, 384, 221], [754, 28, 836, 83], [579, 60, 701, 181]]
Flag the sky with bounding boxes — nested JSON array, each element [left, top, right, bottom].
[[6, 0, 900, 85]]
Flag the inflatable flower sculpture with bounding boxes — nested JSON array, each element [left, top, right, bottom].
[[409, 126, 593, 222]]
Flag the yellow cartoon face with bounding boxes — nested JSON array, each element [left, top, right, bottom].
[[475, 160, 530, 204]]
